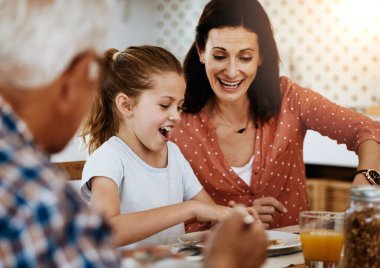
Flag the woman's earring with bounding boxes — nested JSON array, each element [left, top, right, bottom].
[[199, 58, 204, 64]]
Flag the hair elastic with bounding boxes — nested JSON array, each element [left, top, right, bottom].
[[112, 51, 120, 61]]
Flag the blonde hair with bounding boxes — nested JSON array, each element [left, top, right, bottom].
[[81, 45, 183, 154], [0, 0, 111, 89]]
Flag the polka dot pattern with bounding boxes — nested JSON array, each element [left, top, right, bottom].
[[153, 0, 380, 108]]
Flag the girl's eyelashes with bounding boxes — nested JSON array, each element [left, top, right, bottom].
[[160, 104, 183, 111], [159, 104, 170, 109]]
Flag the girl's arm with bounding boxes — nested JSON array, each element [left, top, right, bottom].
[[190, 189, 232, 222], [191, 189, 261, 222], [90, 177, 230, 247]]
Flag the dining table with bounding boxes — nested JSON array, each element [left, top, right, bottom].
[[121, 225, 310, 268]]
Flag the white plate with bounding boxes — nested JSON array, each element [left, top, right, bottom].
[[266, 230, 301, 250], [178, 231, 208, 248], [178, 230, 300, 251]]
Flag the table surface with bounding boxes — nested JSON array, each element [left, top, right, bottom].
[[122, 225, 306, 268]]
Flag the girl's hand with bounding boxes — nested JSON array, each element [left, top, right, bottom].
[[192, 201, 232, 223]]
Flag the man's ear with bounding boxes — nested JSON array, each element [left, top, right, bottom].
[[41, 53, 99, 153], [115, 92, 133, 117], [56, 53, 99, 116]]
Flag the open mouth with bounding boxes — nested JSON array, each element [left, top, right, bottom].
[[218, 78, 243, 89], [159, 126, 172, 138]]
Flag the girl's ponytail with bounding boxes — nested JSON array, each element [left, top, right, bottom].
[[81, 48, 120, 154]]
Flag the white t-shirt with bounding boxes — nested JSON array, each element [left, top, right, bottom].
[[81, 136, 202, 249]]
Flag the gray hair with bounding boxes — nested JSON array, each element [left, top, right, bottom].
[[0, 0, 111, 89]]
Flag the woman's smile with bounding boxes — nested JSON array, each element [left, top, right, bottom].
[[218, 78, 244, 90]]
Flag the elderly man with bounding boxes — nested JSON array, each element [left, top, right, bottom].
[[0, 0, 120, 266], [0, 1, 267, 267]]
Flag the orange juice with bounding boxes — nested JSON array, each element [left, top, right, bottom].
[[300, 229, 344, 262]]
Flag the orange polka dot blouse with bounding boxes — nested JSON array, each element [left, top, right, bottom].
[[170, 77, 380, 231]]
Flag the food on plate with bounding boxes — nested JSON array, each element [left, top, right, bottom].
[[268, 239, 284, 247]]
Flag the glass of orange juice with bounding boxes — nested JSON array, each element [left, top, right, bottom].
[[299, 211, 344, 268]]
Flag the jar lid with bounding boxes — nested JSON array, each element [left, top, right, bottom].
[[350, 185, 380, 202]]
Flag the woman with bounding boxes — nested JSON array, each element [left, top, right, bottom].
[[170, 0, 380, 230]]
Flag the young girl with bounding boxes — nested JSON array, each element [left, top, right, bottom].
[[80, 46, 233, 249]]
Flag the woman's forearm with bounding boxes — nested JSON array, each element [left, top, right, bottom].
[[357, 140, 380, 170], [353, 140, 380, 185]]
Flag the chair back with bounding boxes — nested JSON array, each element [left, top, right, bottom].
[[55, 160, 86, 181]]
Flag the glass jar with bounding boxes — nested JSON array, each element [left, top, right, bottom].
[[344, 185, 380, 268]]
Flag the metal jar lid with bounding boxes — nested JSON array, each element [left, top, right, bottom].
[[350, 185, 380, 202]]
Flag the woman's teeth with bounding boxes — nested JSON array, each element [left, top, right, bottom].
[[219, 79, 242, 88]]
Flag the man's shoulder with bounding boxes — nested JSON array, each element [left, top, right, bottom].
[[0, 147, 115, 265], [0, 149, 80, 211], [0, 132, 88, 218]]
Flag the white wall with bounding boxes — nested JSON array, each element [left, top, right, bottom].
[[106, 0, 156, 49]]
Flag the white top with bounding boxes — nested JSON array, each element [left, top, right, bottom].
[[231, 156, 254, 186], [81, 136, 203, 249]]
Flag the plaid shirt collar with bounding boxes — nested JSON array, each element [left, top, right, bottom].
[[0, 94, 38, 150]]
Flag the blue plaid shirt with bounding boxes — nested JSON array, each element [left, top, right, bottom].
[[0, 96, 120, 267]]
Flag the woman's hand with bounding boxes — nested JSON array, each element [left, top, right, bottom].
[[228, 197, 286, 229], [252, 197, 287, 229]]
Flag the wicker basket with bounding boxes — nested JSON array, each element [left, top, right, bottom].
[[307, 179, 351, 212]]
